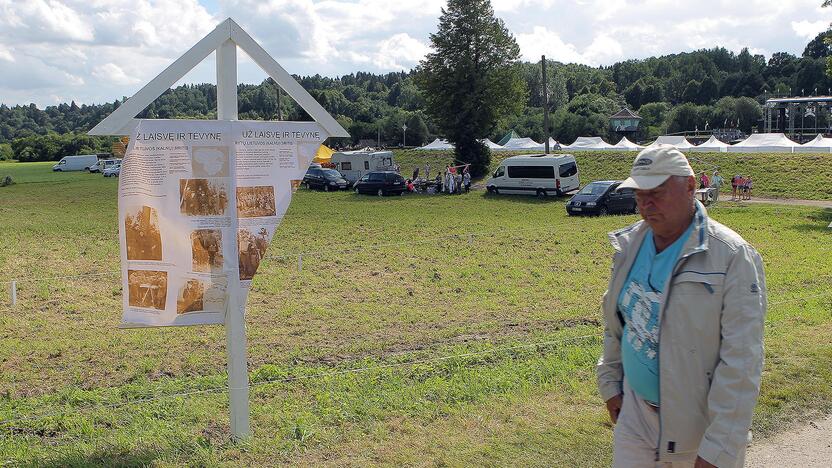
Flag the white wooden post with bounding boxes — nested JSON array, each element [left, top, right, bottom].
[[9, 281, 16, 307], [298, 254, 303, 271], [218, 38, 251, 441]]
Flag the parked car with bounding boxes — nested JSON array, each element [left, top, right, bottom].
[[485, 154, 579, 197], [103, 162, 122, 177], [353, 171, 406, 196], [302, 167, 349, 191], [52, 155, 98, 172], [566, 180, 638, 216], [87, 158, 121, 173]]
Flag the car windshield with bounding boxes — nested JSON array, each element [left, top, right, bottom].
[[322, 169, 341, 178], [578, 182, 612, 195]]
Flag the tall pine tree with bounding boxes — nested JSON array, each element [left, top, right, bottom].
[[416, 0, 526, 176]]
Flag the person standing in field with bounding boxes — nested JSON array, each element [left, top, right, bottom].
[[463, 170, 471, 193], [699, 171, 709, 189], [710, 171, 724, 202], [731, 175, 739, 201], [746, 177, 753, 200], [597, 146, 767, 468]]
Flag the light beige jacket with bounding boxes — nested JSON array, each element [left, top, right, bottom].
[[597, 201, 767, 467]]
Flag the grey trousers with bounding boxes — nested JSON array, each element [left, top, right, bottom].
[[612, 381, 696, 468]]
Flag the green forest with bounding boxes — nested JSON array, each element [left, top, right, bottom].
[[2, 31, 831, 162]]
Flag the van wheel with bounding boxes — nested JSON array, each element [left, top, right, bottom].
[[599, 206, 609, 216], [536, 189, 546, 199], [324, 184, 330, 192], [633, 203, 639, 214], [377, 189, 384, 197], [354, 187, 360, 195]]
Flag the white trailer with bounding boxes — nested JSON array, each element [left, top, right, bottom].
[[52, 155, 99, 172], [331, 149, 396, 184]]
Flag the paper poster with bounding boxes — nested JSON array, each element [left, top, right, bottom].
[[119, 119, 326, 327]]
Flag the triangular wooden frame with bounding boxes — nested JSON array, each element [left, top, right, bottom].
[[88, 18, 349, 137]]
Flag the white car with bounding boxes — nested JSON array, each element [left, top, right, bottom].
[[88, 158, 121, 173], [103, 163, 121, 177]]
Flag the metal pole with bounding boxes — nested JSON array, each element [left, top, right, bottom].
[[541, 55, 550, 154], [10, 281, 16, 307], [217, 37, 251, 442]]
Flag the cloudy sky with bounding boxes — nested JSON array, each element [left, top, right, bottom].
[[2, 0, 831, 107]]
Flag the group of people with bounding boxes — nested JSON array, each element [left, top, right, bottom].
[[698, 170, 753, 202], [440, 166, 471, 194], [731, 174, 754, 200]]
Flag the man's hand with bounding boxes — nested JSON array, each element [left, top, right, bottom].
[[605, 394, 623, 424], [694, 456, 717, 468]]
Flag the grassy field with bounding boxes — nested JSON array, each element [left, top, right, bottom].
[[0, 160, 830, 466], [393, 149, 832, 200]]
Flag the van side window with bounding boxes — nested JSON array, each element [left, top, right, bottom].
[[364, 161, 370, 170], [507, 165, 555, 178], [559, 162, 577, 178], [494, 167, 505, 178], [341, 162, 352, 171], [369, 172, 385, 181]]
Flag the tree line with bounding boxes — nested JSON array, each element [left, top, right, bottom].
[[1, 30, 830, 162]]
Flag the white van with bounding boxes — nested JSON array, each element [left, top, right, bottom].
[[485, 154, 579, 197], [87, 158, 121, 173], [331, 149, 396, 184], [52, 155, 99, 172]]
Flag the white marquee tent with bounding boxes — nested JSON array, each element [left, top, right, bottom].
[[481, 138, 504, 149], [564, 136, 614, 150], [498, 137, 543, 150], [727, 133, 797, 153], [647, 136, 695, 149], [611, 136, 644, 151], [794, 134, 832, 153], [690, 136, 730, 152], [417, 138, 454, 150]]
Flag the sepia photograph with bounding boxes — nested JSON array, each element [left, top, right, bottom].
[[237, 227, 270, 280], [236, 186, 276, 218], [124, 205, 163, 261], [190, 229, 223, 273], [179, 178, 228, 216], [191, 146, 229, 177], [176, 279, 204, 314], [127, 270, 168, 310]]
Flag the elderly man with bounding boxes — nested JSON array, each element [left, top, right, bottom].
[[597, 146, 767, 468]]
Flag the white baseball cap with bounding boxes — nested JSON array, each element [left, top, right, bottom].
[[618, 145, 695, 190]]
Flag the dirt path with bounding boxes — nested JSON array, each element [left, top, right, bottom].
[[746, 414, 832, 467], [743, 197, 831, 208]]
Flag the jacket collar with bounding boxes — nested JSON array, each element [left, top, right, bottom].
[[608, 200, 710, 257]]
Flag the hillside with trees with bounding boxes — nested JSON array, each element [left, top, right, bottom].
[[1, 31, 831, 161]]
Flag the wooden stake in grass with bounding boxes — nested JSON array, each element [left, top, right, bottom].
[[9, 280, 16, 307]]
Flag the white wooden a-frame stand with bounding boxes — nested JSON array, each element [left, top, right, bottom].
[[90, 18, 348, 441]]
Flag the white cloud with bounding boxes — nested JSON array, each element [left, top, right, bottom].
[[791, 20, 830, 40], [1, 0, 832, 107], [371, 33, 430, 70]]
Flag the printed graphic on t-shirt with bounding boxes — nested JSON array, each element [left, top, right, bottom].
[[620, 279, 661, 362]]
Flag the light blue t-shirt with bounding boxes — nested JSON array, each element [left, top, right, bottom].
[[617, 218, 695, 404]]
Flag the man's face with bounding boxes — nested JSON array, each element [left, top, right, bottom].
[[634, 176, 695, 235]]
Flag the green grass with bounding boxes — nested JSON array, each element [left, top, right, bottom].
[[394, 149, 832, 200], [0, 160, 830, 466]]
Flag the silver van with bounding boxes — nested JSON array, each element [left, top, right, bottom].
[[485, 154, 579, 197]]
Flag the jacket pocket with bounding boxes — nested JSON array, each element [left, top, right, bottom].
[[671, 271, 725, 296]]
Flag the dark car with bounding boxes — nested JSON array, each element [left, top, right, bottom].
[[303, 167, 349, 191], [566, 180, 638, 216], [354, 171, 406, 196]]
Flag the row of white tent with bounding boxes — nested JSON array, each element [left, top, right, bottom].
[[417, 134, 832, 153]]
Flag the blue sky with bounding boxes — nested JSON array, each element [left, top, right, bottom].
[[1, 0, 831, 107]]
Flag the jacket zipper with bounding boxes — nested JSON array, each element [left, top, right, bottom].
[[655, 246, 705, 461]]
